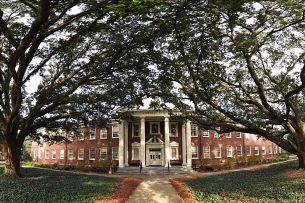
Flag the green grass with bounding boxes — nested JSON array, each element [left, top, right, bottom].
[[183, 160, 305, 203], [0, 164, 120, 203]]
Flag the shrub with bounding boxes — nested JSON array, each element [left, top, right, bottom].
[[272, 153, 289, 162]]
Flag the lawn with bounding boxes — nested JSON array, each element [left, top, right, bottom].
[[183, 160, 305, 203], [0, 164, 120, 203]]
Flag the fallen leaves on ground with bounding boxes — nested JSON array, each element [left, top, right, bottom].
[[95, 178, 143, 203]]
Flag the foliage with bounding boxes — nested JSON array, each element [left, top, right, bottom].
[[184, 160, 305, 202], [272, 153, 290, 162], [0, 164, 120, 203], [150, 0, 305, 168]]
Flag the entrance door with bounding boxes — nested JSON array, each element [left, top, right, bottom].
[[149, 149, 162, 165]]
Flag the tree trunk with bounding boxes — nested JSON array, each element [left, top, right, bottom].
[[3, 143, 22, 178], [296, 152, 305, 170]]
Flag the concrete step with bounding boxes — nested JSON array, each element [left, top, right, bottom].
[[115, 166, 195, 175]]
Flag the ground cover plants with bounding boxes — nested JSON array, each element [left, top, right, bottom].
[[182, 160, 305, 202], [0, 164, 120, 203]]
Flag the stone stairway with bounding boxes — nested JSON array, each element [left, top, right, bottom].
[[115, 166, 195, 175]]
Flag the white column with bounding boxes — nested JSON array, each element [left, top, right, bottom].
[[124, 121, 129, 166], [182, 122, 186, 166], [119, 122, 124, 168], [164, 116, 170, 167], [186, 120, 192, 167], [140, 117, 146, 167]]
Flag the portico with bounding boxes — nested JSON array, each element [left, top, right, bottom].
[[117, 97, 192, 168]]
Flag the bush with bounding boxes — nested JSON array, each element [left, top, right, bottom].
[[272, 153, 289, 162]]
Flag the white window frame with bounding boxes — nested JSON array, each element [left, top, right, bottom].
[[203, 145, 210, 159], [262, 146, 266, 155], [225, 133, 231, 138], [45, 150, 49, 159], [132, 123, 140, 137], [78, 148, 84, 160], [100, 147, 107, 160], [170, 122, 178, 137], [68, 149, 73, 160], [191, 125, 198, 137], [100, 128, 107, 139], [226, 145, 232, 157], [202, 130, 209, 137], [246, 146, 251, 156], [170, 141, 179, 160], [236, 132, 241, 138], [68, 131, 74, 141], [112, 147, 119, 160], [215, 145, 221, 158], [39, 149, 43, 159], [237, 146, 242, 156], [79, 130, 84, 141], [112, 125, 119, 138], [191, 146, 198, 159], [274, 145, 278, 154], [245, 133, 250, 139], [89, 148, 96, 160], [150, 122, 160, 134], [90, 127, 96, 140], [268, 145, 272, 154], [52, 149, 56, 159], [131, 142, 141, 160], [214, 127, 220, 138], [254, 146, 259, 155], [60, 149, 64, 159]]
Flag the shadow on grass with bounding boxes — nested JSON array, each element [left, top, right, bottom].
[[0, 164, 120, 203], [183, 160, 305, 202]]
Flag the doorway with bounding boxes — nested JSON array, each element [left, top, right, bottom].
[[149, 149, 162, 166]]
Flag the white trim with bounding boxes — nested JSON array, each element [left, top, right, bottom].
[[169, 122, 178, 137], [215, 145, 221, 158], [100, 128, 107, 139], [132, 123, 140, 137], [150, 122, 160, 134]]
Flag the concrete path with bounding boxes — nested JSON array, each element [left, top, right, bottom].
[[125, 177, 184, 203]]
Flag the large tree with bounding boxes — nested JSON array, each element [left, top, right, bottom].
[[153, 0, 305, 168], [0, 0, 161, 177]]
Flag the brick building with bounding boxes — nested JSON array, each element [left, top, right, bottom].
[[31, 97, 281, 167]]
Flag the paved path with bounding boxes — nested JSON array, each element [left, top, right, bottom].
[[125, 176, 184, 203]]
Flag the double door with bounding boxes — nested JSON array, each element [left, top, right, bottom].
[[149, 149, 162, 165]]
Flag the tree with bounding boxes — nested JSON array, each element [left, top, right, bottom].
[[153, 0, 305, 168], [0, 0, 161, 177]]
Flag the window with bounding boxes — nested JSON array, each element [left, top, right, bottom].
[[150, 122, 160, 134], [90, 127, 96, 140], [100, 128, 107, 139], [226, 145, 232, 157], [246, 146, 251, 156], [112, 126, 119, 138], [237, 146, 242, 156], [171, 147, 178, 160], [52, 149, 56, 159], [191, 125, 198, 137], [254, 146, 259, 155], [79, 130, 84, 141], [236, 132, 241, 138], [245, 133, 250, 139], [203, 146, 210, 159], [45, 150, 49, 159], [268, 145, 272, 154], [78, 148, 84, 160], [68, 132, 74, 141], [262, 146, 266, 155], [112, 147, 119, 160], [274, 145, 278, 154], [89, 148, 95, 160], [60, 149, 64, 159], [191, 146, 198, 159], [39, 149, 42, 159], [100, 147, 107, 160], [170, 123, 178, 136], [33, 150, 37, 160], [68, 149, 73, 160], [215, 146, 221, 158], [225, 133, 231, 138], [132, 142, 140, 160], [133, 147, 140, 160], [202, 130, 209, 137], [133, 124, 140, 137], [214, 127, 220, 138]]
